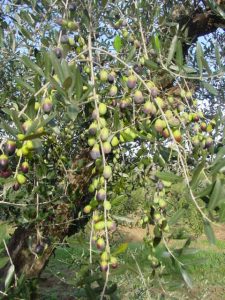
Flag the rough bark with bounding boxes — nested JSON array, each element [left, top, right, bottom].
[[181, 7, 225, 55]]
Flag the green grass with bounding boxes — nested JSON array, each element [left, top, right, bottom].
[[37, 237, 225, 300]]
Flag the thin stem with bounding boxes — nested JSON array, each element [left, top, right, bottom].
[[3, 239, 18, 286]]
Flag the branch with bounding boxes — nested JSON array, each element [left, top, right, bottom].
[[180, 7, 225, 54]]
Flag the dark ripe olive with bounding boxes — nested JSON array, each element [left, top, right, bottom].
[[54, 47, 63, 59], [133, 64, 142, 74], [0, 154, 9, 171], [35, 244, 44, 255], [61, 34, 69, 44], [5, 140, 16, 156], [13, 183, 20, 191], [156, 181, 164, 191], [0, 169, 12, 178], [108, 73, 115, 83]]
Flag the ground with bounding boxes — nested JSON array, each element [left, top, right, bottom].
[[36, 224, 225, 300]]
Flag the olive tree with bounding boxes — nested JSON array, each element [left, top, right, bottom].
[[0, 0, 225, 298]]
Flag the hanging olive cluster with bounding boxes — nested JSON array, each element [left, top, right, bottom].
[[81, 65, 215, 271], [0, 94, 54, 189]]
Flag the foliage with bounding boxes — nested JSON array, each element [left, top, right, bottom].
[[0, 0, 225, 298]]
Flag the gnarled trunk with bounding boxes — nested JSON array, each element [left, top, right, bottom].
[[0, 150, 92, 291]]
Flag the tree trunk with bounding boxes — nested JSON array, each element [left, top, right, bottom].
[[0, 150, 92, 292]]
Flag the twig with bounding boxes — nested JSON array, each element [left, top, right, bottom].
[[131, 253, 152, 299], [3, 239, 18, 287]]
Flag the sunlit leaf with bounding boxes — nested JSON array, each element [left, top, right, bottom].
[[204, 221, 216, 244], [167, 35, 177, 65], [114, 35, 122, 52], [202, 81, 218, 96], [196, 42, 203, 77]]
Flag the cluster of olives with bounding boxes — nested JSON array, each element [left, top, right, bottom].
[[93, 67, 215, 150], [0, 137, 31, 190], [54, 13, 88, 60], [83, 65, 217, 270], [0, 93, 54, 190], [83, 206, 118, 271], [93, 217, 118, 272], [139, 181, 170, 269], [112, 17, 143, 49]]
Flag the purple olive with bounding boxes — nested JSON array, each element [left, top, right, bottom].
[[0, 169, 12, 178], [0, 154, 9, 171], [13, 183, 20, 191], [5, 140, 16, 156]]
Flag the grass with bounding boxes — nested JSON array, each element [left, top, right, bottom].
[[37, 235, 225, 300], [1, 222, 225, 299]]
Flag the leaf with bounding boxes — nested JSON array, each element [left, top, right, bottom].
[[201, 57, 212, 75], [210, 158, 225, 176], [208, 179, 222, 210], [79, 85, 93, 103], [167, 35, 177, 65], [196, 42, 203, 77], [179, 266, 193, 289], [114, 35, 122, 52], [211, 80, 221, 96], [215, 43, 221, 67], [49, 51, 64, 82], [144, 59, 159, 70], [176, 40, 183, 67], [21, 56, 44, 77], [202, 81, 218, 96], [112, 243, 128, 256], [101, 0, 108, 7], [11, 110, 23, 132], [0, 122, 17, 137], [25, 98, 36, 119], [17, 24, 33, 41], [15, 78, 35, 94], [204, 221, 216, 244], [49, 77, 66, 97], [154, 35, 161, 52], [213, 146, 225, 166], [63, 77, 72, 90], [182, 66, 197, 74], [19, 11, 34, 26], [61, 59, 71, 80], [168, 209, 185, 225], [126, 46, 136, 62], [113, 108, 120, 130], [5, 265, 15, 290], [195, 184, 213, 198], [74, 68, 83, 101], [66, 103, 79, 121], [190, 160, 205, 188], [155, 171, 183, 183], [0, 256, 8, 269], [44, 51, 52, 78], [0, 28, 4, 48]]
